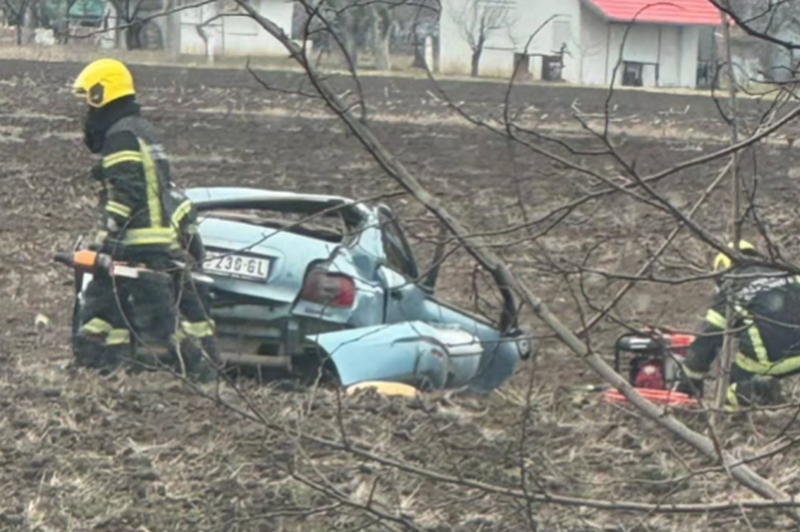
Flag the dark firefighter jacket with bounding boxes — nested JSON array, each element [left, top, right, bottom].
[[85, 96, 177, 253], [684, 264, 800, 379], [167, 187, 204, 262]]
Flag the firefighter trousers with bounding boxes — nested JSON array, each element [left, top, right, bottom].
[[75, 256, 176, 372], [172, 263, 221, 382]]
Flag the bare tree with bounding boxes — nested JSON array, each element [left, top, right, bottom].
[[221, 0, 800, 526], [3, 0, 35, 44], [111, 1, 789, 528], [368, 2, 393, 71], [41, 0, 800, 529], [105, 0, 169, 49], [60, 0, 79, 43], [449, 0, 513, 77], [299, 0, 399, 71]]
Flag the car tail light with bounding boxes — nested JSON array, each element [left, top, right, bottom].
[[299, 268, 356, 308]]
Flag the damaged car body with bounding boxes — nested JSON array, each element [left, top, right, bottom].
[[74, 187, 533, 392]]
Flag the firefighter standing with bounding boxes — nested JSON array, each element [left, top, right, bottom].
[[72, 58, 214, 381], [679, 241, 800, 408]]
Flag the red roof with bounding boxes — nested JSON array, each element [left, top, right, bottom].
[[582, 0, 722, 25]]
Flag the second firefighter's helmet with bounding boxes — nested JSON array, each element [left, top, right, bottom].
[[713, 240, 758, 272]]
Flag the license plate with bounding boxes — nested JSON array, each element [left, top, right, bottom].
[[204, 251, 270, 281]]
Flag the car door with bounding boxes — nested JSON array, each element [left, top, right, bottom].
[[375, 206, 428, 324], [371, 208, 528, 390]]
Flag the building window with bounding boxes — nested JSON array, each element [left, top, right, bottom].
[[623, 62, 643, 86], [696, 61, 715, 89], [622, 61, 659, 87]]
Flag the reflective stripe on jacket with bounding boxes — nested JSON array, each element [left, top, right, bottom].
[[100, 115, 177, 249], [683, 266, 800, 378]]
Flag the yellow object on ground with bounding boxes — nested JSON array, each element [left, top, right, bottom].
[[346, 381, 420, 398]]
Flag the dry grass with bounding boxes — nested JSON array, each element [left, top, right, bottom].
[[3, 58, 800, 531], [4, 341, 800, 531]]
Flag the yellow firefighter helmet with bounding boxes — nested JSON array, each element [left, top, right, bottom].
[[713, 240, 757, 272], [72, 58, 135, 108]]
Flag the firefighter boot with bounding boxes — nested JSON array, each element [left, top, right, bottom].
[[748, 376, 782, 406], [729, 376, 782, 408], [73, 334, 130, 374], [200, 335, 223, 370], [172, 338, 214, 383]]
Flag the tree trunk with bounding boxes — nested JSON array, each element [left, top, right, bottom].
[[196, 24, 210, 63], [22, 0, 36, 44], [369, 5, 391, 71], [335, 5, 359, 70], [125, 22, 142, 50], [63, 0, 81, 44], [373, 29, 391, 71], [471, 49, 481, 77], [13, 1, 27, 45], [62, 1, 71, 44], [713, 11, 742, 414], [412, 42, 426, 69], [342, 33, 358, 69]]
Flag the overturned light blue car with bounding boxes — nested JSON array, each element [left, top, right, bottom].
[[185, 187, 532, 393]]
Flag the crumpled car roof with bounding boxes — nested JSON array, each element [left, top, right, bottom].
[[185, 187, 370, 225]]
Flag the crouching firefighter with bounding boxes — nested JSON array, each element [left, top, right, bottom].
[[168, 186, 222, 379], [72, 58, 213, 382], [678, 240, 800, 408]]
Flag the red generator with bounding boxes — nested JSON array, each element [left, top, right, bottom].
[[613, 329, 696, 391]]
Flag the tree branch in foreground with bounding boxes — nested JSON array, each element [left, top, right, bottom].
[[233, 0, 800, 519]]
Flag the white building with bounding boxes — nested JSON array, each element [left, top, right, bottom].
[[114, 0, 293, 56], [171, 0, 294, 57], [439, 0, 721, 88]]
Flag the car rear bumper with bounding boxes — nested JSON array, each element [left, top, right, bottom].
[[214, 315, 345, 362]]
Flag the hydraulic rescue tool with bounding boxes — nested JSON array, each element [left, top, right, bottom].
[[53, 249, 213, 284]]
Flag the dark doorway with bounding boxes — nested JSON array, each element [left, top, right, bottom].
[[696, 60, 716, 88], [622, 61, 643, 86], [542, 55, 563, 81]]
